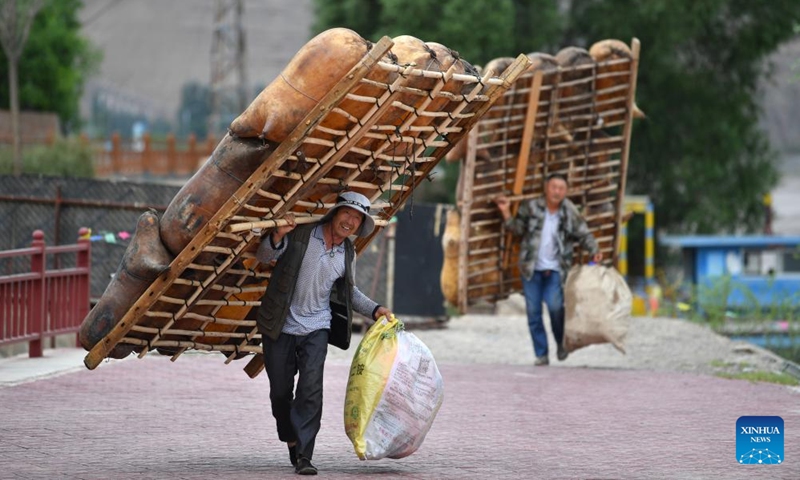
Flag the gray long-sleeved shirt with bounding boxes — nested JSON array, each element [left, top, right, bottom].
[[256, 224, 378, 336]]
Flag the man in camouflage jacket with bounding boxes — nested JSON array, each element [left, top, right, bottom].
[[495, 173, 601, 366]]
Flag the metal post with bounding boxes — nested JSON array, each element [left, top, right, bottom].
[[29, 230, 45, 358], [76, 228, 91, 347], [618, 221, 628, 277], [645, 201, 655, 287]]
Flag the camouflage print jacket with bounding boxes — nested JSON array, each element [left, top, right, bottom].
[[504, 197, 599, 281]]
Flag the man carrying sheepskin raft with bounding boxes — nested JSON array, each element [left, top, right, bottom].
[[439, 37, 642, 364], [494, 173, 602, 366], [256, 191, 392, 475], [77, 24, 538, 476]]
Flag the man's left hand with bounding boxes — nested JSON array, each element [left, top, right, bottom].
[[374, 306, 393, 322]]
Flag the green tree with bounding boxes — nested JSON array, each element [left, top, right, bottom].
[[564, 0, 800, 234], [377, 0, 445, 39], [510, 0, 565, 56], [311, 0, 383, 39], [311, 0, 564, 66], [0, 0, 45, 175], [436, 0, 515, 63], [0, 0, 100, 133], [0, 137, 94, 176]]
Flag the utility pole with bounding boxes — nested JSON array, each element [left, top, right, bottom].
[[209, 0, 248, 137]]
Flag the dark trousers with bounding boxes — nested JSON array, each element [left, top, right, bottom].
[[262, 329, 329, 460], [522, 270, 564, 358]]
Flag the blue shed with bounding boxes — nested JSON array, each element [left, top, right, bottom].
[[660, 235, 800, 308]]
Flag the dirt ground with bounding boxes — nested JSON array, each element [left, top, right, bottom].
[[327, 294, 798, 383]]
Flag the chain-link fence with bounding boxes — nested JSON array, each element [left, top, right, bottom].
[[1, 174, 388, 306], [1, 174, 178, 299]]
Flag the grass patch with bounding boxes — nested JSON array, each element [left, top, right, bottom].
[[0, 138, 95, 177], [715, 371, 799, 386]]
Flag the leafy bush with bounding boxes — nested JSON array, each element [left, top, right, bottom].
[[0, 138, 94, 177]]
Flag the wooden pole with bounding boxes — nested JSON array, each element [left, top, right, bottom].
[[511, 71, 544, 203], [166, 133, 176, 175], [111, 132, 121, 174], [142, 132, 152, 175], [458, 122, 478, 314], [502, 71, 543, 273], [227, 214, 388, 233]]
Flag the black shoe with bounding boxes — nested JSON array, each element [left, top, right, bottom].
[[534, 355, 549, 366], [288, 444, 297, 467], [557, 344, 569, 361], [295, 456, 318, 475]]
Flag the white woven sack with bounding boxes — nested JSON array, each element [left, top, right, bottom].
[[564, 264, 632, 353]]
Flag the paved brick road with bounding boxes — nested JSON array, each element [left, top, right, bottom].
[[1, 353, 798, 479]]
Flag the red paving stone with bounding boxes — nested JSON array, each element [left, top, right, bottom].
[[0, 353, 798, 479]]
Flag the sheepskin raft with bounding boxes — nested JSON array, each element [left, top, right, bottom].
[[80, 28, 531, 377], [442, 38, 643, 313]]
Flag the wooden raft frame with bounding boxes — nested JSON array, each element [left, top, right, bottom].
[[455, 38, 641, 313], [84, 36, 532, 376]]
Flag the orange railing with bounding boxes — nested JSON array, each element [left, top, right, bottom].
[[91, 133, 217, 178]]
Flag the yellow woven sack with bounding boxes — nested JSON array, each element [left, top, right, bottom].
[[344, 315, 444, 460]]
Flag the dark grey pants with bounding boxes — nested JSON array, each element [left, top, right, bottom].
[[262, 329, 328, 460]]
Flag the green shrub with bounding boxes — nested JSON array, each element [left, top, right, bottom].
[[0, 138, 94, 177]]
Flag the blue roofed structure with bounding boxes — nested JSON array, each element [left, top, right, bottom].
[[660, 235, 800, 249], [660, 235, 800, 308]]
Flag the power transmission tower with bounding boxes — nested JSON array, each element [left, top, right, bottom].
[[209, 0, 248, 137]]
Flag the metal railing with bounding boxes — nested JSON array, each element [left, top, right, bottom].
[[0, 228, 91, 357]]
